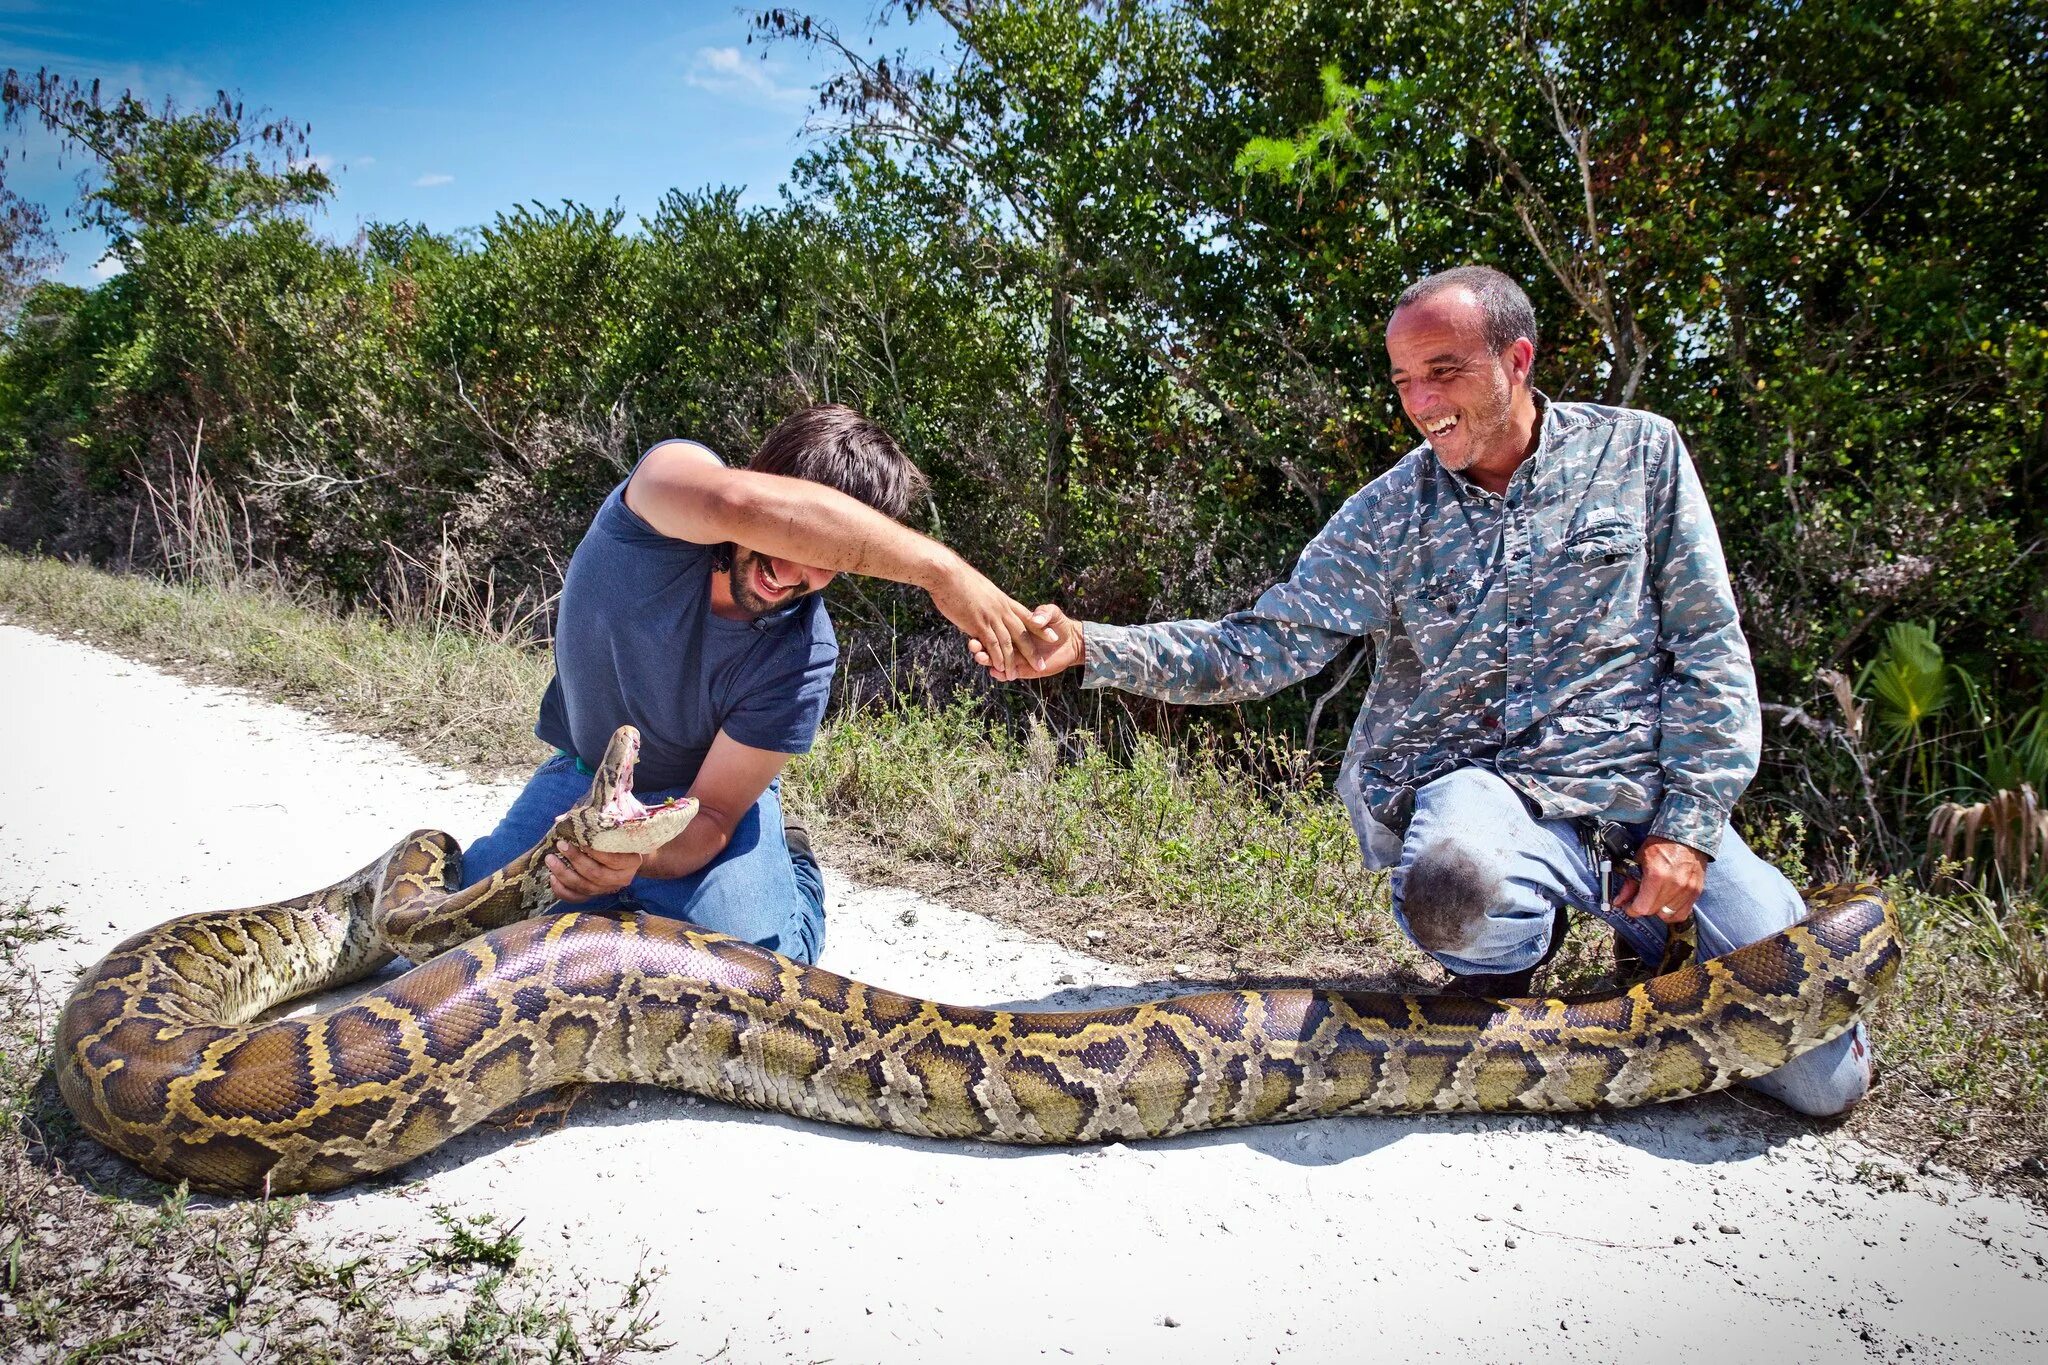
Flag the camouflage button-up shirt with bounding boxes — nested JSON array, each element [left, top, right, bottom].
[[1080, 398, 1759, 865]]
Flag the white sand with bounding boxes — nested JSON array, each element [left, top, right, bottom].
[[4, 620, 2044, 1363]]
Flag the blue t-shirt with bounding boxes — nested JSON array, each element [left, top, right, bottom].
[[535, 469, 838, 793]]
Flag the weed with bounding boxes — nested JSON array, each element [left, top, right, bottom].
[[417, 1208, 526, 1274], [1853, 1161, 1910, 1193]]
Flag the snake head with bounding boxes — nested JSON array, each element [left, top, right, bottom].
[[566, 726, 699, 854]]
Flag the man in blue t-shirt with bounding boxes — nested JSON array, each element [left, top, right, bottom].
[[459, 403, 1055, 964]]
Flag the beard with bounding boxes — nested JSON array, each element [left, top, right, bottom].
[[725, 546, 813, 616], [1426, 365, 1517, 472]]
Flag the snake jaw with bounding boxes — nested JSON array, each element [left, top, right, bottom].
[[587, 790, 699, 854], [574, 727, 698, 853]]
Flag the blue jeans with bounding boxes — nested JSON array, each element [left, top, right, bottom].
[[459, 753, 826, 965], [1390, 766, 1871, 1116]]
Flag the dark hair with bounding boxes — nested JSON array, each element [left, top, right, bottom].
[[749, 403, 927, 522], [1393, 266, 1539, 354]]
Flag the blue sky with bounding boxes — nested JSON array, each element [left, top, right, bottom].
[[0, 0, 930, 285]]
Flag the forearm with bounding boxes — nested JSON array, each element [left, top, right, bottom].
[[640, 806, 735, 880], [1648, 430, 1759, 855], [1080, 485, 1387, 701], [1652, 589, 1761, 855], [1652, 696, 1759, 856], [1080, 614, 1354, 704], [669, 465, 960, 591]]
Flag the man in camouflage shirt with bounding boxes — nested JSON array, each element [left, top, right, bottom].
[[976, 266, 1869, 1115]]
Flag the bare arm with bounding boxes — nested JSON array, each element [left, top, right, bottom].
[[625, 441, 1057, 672]]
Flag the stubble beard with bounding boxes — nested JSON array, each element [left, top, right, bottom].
[[1428, 367, 1516, 474], [727, 547, 808, 617]]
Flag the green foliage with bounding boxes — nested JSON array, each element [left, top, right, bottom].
[[1, 4, 2045, 872], [1979, 702, 2048, 799], [1863, 621, 1950, 749], [0, 70, 330, 246]]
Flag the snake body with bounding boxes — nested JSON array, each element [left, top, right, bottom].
[[57, 726, 1901, 1196]]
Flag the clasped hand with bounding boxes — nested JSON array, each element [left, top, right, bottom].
[[928, 560, 1065, 678], [547, 840, 642, 903], [968, 603, 1083, 680]]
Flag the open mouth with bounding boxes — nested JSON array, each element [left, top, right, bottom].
[[598, 784, 691, 825], [754, 561, 796, 601], [1424, 413, 1460, 439], [595, 733, 690, 825]]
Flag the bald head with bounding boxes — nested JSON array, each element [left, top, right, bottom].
[[1389, 266, 1539, 354]]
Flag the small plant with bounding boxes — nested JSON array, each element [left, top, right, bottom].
[[416, 1207, 526, 1274], [1861, 621, 1951, 799]]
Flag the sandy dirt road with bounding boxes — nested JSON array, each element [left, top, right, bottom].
[[4, 620, 2044, 1363]]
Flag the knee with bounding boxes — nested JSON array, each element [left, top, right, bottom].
[[1747, 1023, 1872, 1117], [1400, 838, 1502, 955]]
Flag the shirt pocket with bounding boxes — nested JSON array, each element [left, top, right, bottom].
[[1554, 515, 1648, 647], [1562, 515, 1646, 566], [1544, 705, 1660, 771], [1552, 711, 1632, 736], [1400, 574, 1467, 671]]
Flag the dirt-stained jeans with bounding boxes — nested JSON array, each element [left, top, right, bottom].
[[1391, 766, 1871, 1117]]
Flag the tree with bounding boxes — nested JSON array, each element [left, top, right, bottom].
[[757, 1, 1213, 586], [0, 69, 330, 254]]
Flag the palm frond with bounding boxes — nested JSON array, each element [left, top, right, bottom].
[[1862, 621, 1949, 746]]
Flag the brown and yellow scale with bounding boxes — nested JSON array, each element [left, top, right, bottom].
[[56, 727, 1902, 1196]]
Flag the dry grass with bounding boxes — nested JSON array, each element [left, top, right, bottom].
[[1, 549, 2042, 1203], [0, 551, 552, 775]]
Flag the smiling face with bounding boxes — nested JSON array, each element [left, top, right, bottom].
[[724, 546, 834, 618], [1385, 290, 1538, 490]]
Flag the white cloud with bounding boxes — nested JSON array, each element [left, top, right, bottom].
[[684, 45, 811, 106], [412, 173, 454, 188], [90, 254, 123, 281]]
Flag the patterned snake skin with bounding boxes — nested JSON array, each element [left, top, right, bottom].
[[56, 726, 1902, 1196]]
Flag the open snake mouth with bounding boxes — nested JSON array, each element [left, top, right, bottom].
[[598, 783, 692, 826], [594, 728, 692, 827]]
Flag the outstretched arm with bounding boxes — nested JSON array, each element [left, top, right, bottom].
[[971, 483, 1393, 703], [626, 440, 1058, 673]]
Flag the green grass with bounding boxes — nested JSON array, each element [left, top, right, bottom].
[[1863, 878, 2048, 1159], [795, 700, 1415, 968], [0, 551, 553, 774], [1, 548, 2043, 1199]]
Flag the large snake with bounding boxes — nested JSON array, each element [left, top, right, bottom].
[[56, 726, 1901, 1196]]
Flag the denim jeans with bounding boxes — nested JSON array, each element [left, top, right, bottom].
[[1390, 766, 1871, 1116], [459, 753, 826, 965]]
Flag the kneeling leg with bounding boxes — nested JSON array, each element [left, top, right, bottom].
[[1692, 830, 1872, 1117], [1393, 768, 1589, 980]]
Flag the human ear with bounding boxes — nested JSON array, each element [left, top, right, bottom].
[[1507, 337, 1536, 386]]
